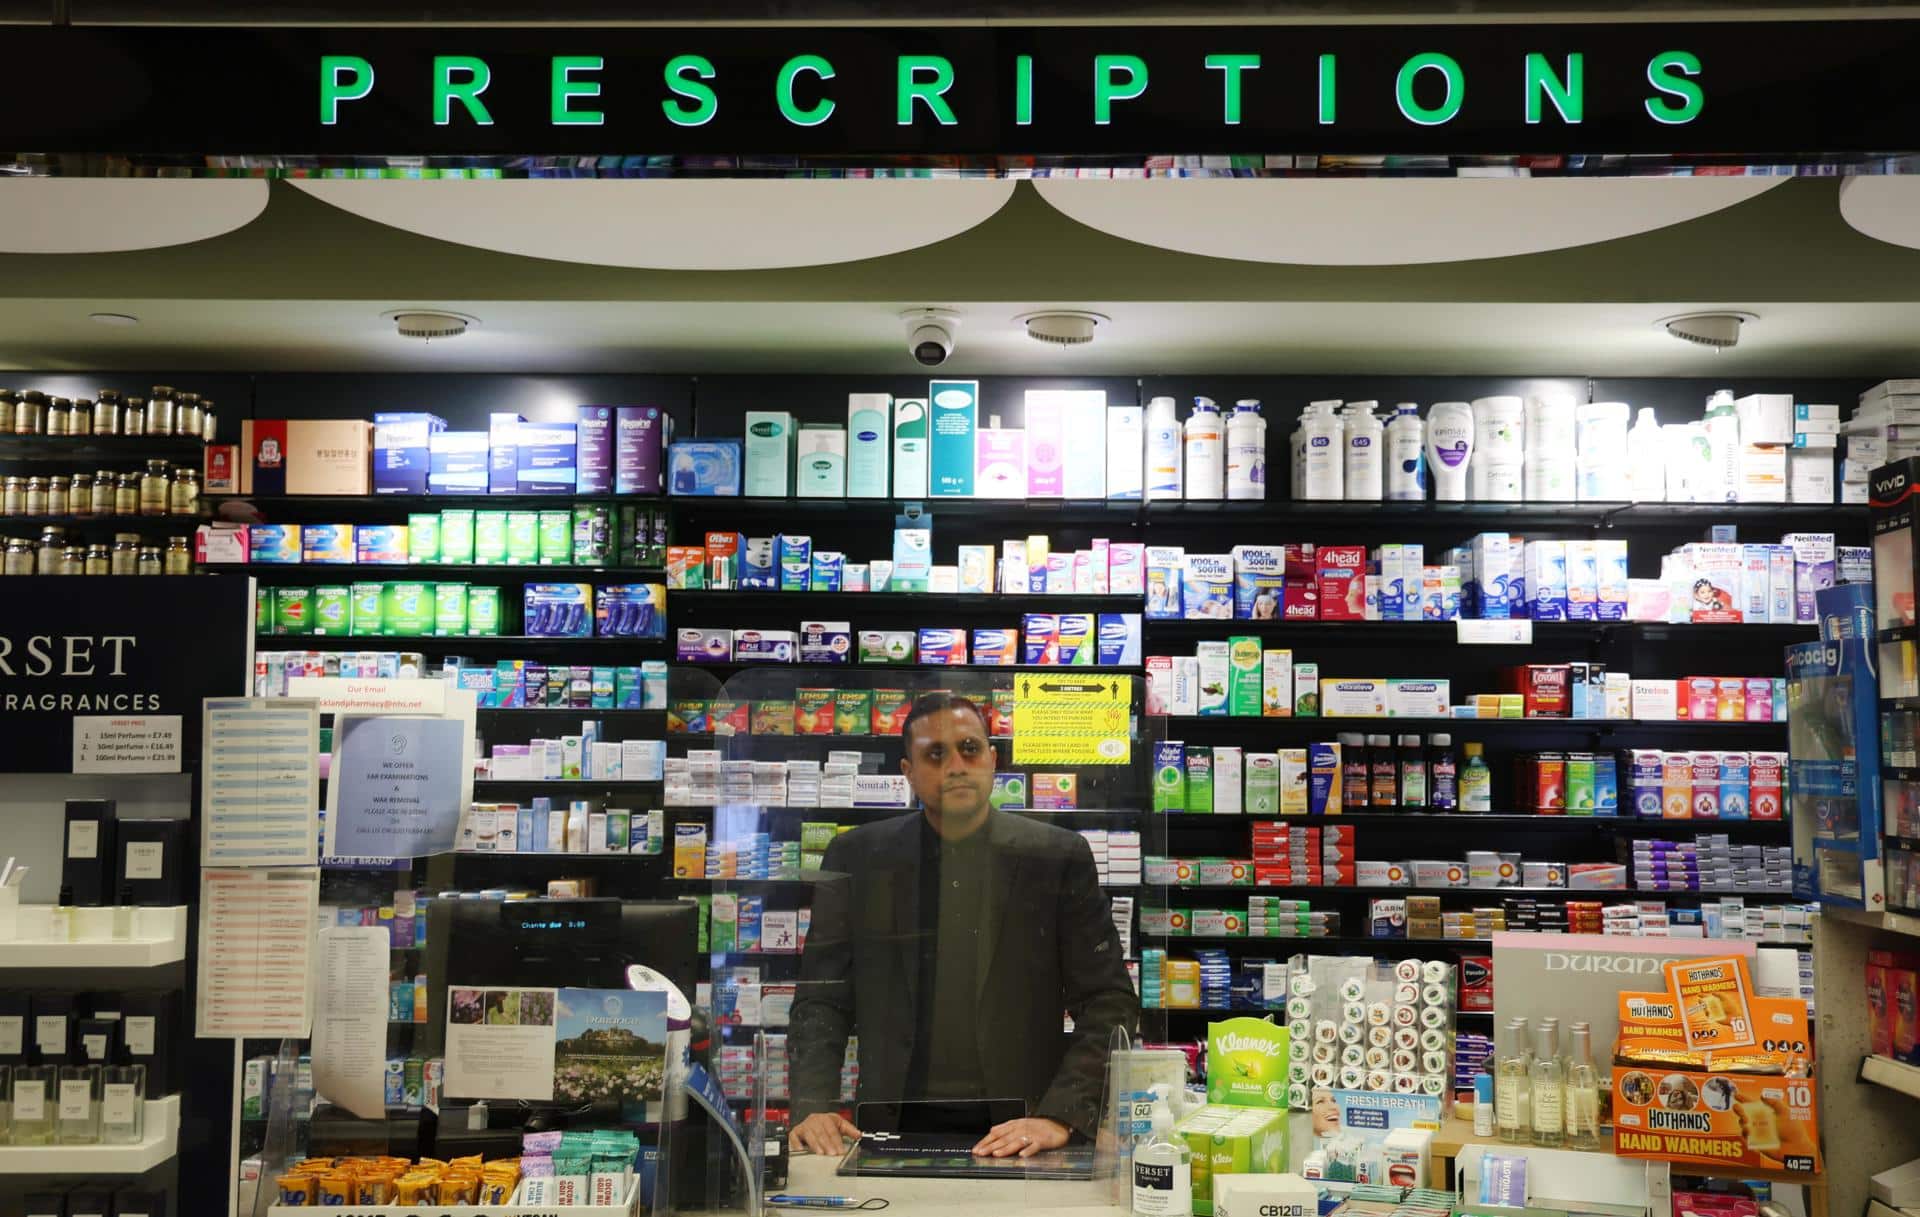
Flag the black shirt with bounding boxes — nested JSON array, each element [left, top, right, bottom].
[[905, 813, 994, 1102]]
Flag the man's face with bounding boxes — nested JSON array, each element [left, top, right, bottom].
[[900, 705, 997, 823]]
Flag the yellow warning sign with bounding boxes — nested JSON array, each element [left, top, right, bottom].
[[1011, 673, 1132, 766]]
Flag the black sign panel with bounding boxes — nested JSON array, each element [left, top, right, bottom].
[[0, 22, 1916, 159], [0, 575, 252, 768]]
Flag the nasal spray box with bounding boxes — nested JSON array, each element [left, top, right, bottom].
[[929, 380, 979, 496], [892, 398, 929, 497], [840, 393, 891, 497]]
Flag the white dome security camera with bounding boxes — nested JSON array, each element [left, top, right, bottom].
[[901, 308, 960, 368]]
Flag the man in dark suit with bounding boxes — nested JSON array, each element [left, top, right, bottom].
[[788, 691, 1139, 1160]]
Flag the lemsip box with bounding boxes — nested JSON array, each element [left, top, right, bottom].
[[372, 412, 447, 494]]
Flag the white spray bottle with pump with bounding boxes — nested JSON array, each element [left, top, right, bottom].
[[1225, 399, 1266, 500], [1183, 397, 1224, 500], [1343, 401, 1384, 501], [1627, 407, 1665, 502], [1386, 402, 1426, 501], [1426, 401, 1475, 501], [1131, 1085, 1192, 1217], [1146, 396, 1183, 501], [1298, 400, 1345, 500]]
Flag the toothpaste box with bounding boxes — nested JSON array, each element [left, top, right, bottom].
[[1183, 554, 1234, 619], [1146, 547, 1184, 618], [1283, 543, 1319, 619], [1466, 533, 1512, 618], [1526, 540, 1568, 621], [1261, 650, 1293, 717], [1196, 642, 1230, 717], [1317, 545, 1366, 621], [1022, 614, 1061, 664], [973, 628, 1019, 666], [1231, 545, 1287, 619], [1596, 539, 1629, 621], [1110, 543, 1146, 595], [799, 621, 853, 665], [1566, 540, 1598, 621], [1784, 531, 1836, 622], [917, 629, 967, 665], [1097, 614, 1142, 666], [1322, 679, 1388, 717]]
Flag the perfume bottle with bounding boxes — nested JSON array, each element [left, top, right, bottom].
[[47, 884, 74, 943], [112, 884, 135, 941], [100, 1064, 146, 1145], [1494, 1018, 1530, 1144], [1565, 1021, 1602, 1151], [56, 1063, 100, 1144], [0, 1063, 12, 1144], [10, 1063, 56, 1145], [1529, 1021, 1565, 1149]]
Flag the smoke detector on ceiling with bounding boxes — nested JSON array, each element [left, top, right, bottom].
[[1015, 310, 1110, 347], [384, 310, 479, 342], [1656, 311, 1757, 351]]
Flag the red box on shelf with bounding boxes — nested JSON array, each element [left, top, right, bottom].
[[1503, 663, 1571, 717], [1283, 543, 1319, 619]]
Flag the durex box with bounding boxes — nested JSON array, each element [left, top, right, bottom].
[[516, 421, 579, 494], [929, 379, 979, 497], [616, 406, 667, 496], [373, 412, 446, 494], [576, 406, 614, 494]]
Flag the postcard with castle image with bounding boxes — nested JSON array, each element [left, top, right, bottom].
[[554, 988, 669, 1106]]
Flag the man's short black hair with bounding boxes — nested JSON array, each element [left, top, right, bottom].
[[898, 691, 991, 761]]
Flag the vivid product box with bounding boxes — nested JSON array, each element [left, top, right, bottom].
[[372, 412, 446, 494], [616, 406, 668, 495], [516, 421, 579, 494]]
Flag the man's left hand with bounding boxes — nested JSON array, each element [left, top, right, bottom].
[[972, 1116, 1070, 1159]]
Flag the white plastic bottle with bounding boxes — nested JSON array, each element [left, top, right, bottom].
[[1298, 400, 1345, 500], [1146, 395, 1183, 501], [1131, 1088, 1192, 1217], [1343, 401, 1384, 501], [1183, 397, 1224, 500], [1703, 388, 1739, 504], [1226, 399, 1266, 500], [1290, 415, 1305, 499], [1385, 403, 1425, 501], [1627, 407, 1666, 502], [1426, 401, 1475, 501]]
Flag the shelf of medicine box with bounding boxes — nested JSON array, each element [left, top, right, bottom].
[[1883, 767, 1920, 781], [1826, 905, 1920, 938], [211, 562, 666, 579], [0, 1093, 179, 1174], [676, 660, 1145, 676], [0, 513, 207, 533], [207, 491, 665, 510], [470, 778, 664, 789], [256, 633, 671, 648], [666, 589, 1142, 610], [0, 434, 207, 462], [1141, 883, 1803, 899], [1144, 933, 1491, 949], [1155, 715, 1789, 734], [0, 905, 188, 966], [668, 495, 1148, 523], [1862, 1054, 1920, 1102], [1144, 619, 1817, 641], [1882, 625, 1920, 644], [1147, 811, 1791, 833], [479, 708, 668, 723]]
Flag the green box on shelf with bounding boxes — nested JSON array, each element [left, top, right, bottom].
[[313, 586, 351, 636], [440, 509, 475, 565], [538, 510, 572, 564], [273, 586, 314, 636], [505, 511, 539, 565], [473, 511, 508, 565], [350, 582, 384, 635], [434, 583, 468, 636], [407, 513, 442, 563], [381, 582, 434, 637], [467, 585, 501, 636]]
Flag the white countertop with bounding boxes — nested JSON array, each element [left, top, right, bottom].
[[782, 1151, 1128, 1217]]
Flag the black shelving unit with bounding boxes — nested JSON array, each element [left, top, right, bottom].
[[216, 562, 665, 579], [0, 434, 207, 462]]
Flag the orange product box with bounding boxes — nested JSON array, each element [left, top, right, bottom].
[[1867, 953, 1893, 1059], [750, 700, 795, 736], [665, 546, 707, 589], [1665, 955, 1759, 1053], [1894, 964, 1920, 1063], [711, 700, 749, 736], [870, 689, 912, 737], [795, 688, 836, 734]]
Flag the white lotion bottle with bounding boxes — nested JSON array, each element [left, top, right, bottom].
[[1343, 401, 1384, 501], [1628, 407, 1666, 502], [1225, 400, 1266, 500], [1386, 402, 1426, 501], [1131, 1088, 1192, 1217], [1426, 401, 1475, 501], [1299, 400, 1345, 500], [1183, 397, 1224, 500], [1703, 388, 1740, 503], [1146, 395, 1183, 501]]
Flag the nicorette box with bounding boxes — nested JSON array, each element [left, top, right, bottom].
[[517, 421, 579, 494], [373, 412, 447, 494]]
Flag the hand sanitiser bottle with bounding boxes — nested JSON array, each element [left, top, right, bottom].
[[1343, 402, 1384, 501], [1386, 403, 1426, 501], [1146, 396, 1183, 501], [1627, 407, 1665, 502], [1426, 401, 1475, 501], [1226, 400, 1266, 500], [1131, 1087, 1192, 1217], [1184, 397, 1224, 500]]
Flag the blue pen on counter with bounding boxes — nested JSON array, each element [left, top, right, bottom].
[[766, 1197, 888, 1210]]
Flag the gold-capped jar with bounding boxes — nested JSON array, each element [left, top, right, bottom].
[[163, 536, 191, 574], [0, 390, 16, 434], [122, 398, 146, 438], [67, 399, 92, 437], [200, 399, 217, 444], [3, 536, 32, 575], [69, 472, 92, 517], [169, 468, 199, 516], [89, 470, 115, 517], [59, 544, 84, 576], [144, 386, 175, 437], [176, 392, 203, 439], [92, 391, 120, 436], [45, 475, 68, 517], [84, 543, 109, 575], [140, 459, 169, 516], [15, 390, 45, 436], [114, 472, 139, 516], [136, 545, 163, 576], [44, 396, 69, 437], [36, 526, 64, 574], [23, 477, 47, 516], [110, 533, 139, 575], [1, 477, 23, 517]]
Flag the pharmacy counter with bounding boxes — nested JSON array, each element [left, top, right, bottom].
[[782, 1152, 1126, 1217]]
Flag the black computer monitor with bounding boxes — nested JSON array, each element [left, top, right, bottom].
[[421, 897, 699, 1054]]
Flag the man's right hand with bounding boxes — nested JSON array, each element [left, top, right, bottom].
[[790, 1112, 862, 1156]]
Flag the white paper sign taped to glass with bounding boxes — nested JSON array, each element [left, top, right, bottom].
[[1011, 673, 1132, 766], [325, 714, 467, 858], [201, 698, 321, 867]]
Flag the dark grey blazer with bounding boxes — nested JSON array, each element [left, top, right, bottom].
[[788, 809, 1139, 1138]]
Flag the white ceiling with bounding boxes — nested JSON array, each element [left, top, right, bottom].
[[1, 297, 1915, 375]]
